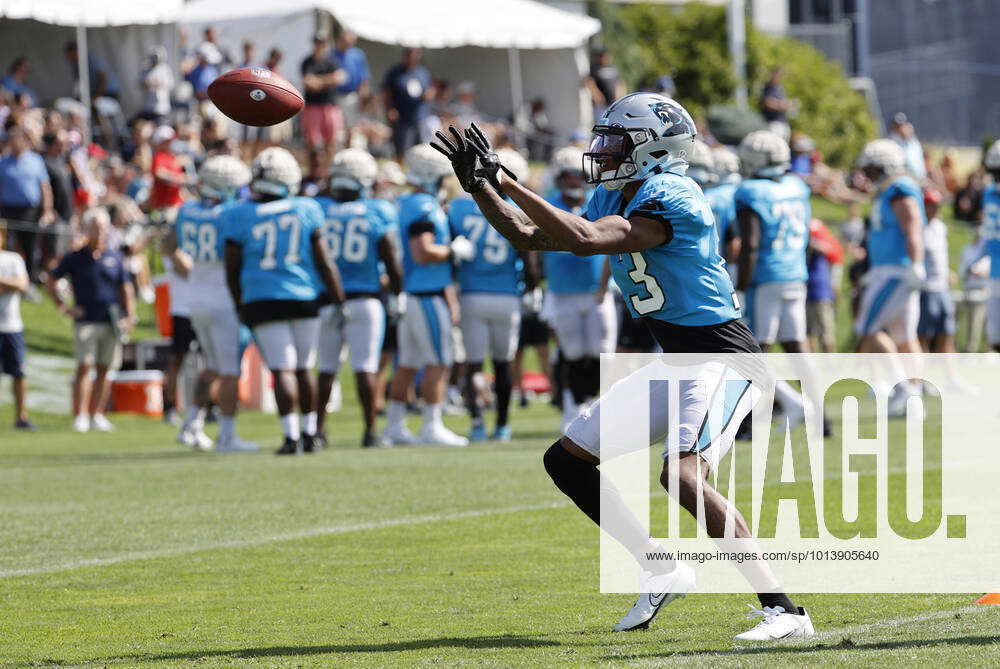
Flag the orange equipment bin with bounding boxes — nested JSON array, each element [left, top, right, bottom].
[[111, 370, 165, 417]]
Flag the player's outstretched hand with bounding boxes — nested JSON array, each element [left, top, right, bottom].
[[431, 126, 486, 194], [464, 123, 519, 194]]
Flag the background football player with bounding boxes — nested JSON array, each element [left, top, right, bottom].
[[224, 148, 345, 455], [167, 155, 258, 453], [315, 149, 403, 448], [979, 140, 1000, 353], [383, 144, 472, 447], [541, 147, 616, 430], [448, 148, 530, 442], [853, 139, 926, 411], [706, 147, 742, 279], [432, 97, 814, 642]]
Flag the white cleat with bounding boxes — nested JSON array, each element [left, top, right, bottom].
[[419, 423, 469, 447], [612, 562, 696, 632], [888, 386, 923, 419], [177, 425, 213, 451], [91, 413, 115, 432], [384, 425, 419, 446], [215, 436, 260, 453], [733, 605, 815, 642], [72, 414, 91, 433]]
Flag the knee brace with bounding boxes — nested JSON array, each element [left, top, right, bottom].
[[543, 440, 600, 525]]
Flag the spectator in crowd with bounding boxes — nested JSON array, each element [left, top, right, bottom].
[[47, 208, 135, 433], [260, 49, 293, 147], [301, 32, 346, 163], [64, 41, 122, 101], [959, 225, 991, 352], [122, 119, 154, 170], [790, 133, 815, 176], [918, 187, 956, 353], [759, 67, 793, 140], [238, 41, 256, 69], [148, 125, 187, 220], [526, 98, 554, 163], [0, 221, 33, 430], [806, 218, 843, 353], [0, 122, 55, 282], [186, 43, 222, 107], [2, 57, 36, 108], [889, 112, 926, 181], [139, 46, 173, 124], [954, 168, 986, 222], [42, 130, 74, 225], [333, 29, 371, 129], [381, 47, 433, 160], [450, 81, 480, 129], [200, 26, 234, 71], [584, 49, 625, 118]]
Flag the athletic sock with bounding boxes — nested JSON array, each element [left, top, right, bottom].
[[757, 592, 798, 613], [493, 360, 512, 427], [386, 400, 406, 430], [422, 402, 443, 429], [280, 413, 300, 440], [302, 411, 318, 436], [218, 416, 235, 442], [185, 406, 205, 430], [773, 380, 805, 416]]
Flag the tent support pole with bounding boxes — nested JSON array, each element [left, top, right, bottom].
[[727, 0, 747, 109], [76, 23, 92, 145], [507, 46, 524, 149]]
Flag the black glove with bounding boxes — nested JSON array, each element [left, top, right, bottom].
[[430, 125, 486, 193], [464, 123, 519, 194]]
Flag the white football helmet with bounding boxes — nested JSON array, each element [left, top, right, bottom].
[[198, 155, 251, 201], [857, 139, 906, 178], [251, 147, 301, 197], [405, 143, 452, 192], [738, 130, 791, 178], [984, 140, 1000, 171], [585, 92, 697, 190], [713, 148, 741, 184], [495, 148, 530, 183], [550, 146, 585, 178], [330, 148, 378, 194], [686, 139, 717, 188]]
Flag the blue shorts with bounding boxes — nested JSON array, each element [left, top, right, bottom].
[[0, 331, 26, 378], [918, 290, 956, 339]]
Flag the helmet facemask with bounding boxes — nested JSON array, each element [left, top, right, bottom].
[[584, 127, 642, 190]]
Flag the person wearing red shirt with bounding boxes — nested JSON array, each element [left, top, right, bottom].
[[148, 125, 187, 219]]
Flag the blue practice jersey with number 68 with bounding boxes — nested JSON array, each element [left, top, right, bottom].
[[315, 196, 397, 294], [398, 192, 452, 293], [735, 175, 811, 284], [223, 197, 323, 303], [175, 200, 230, 263], [585, 172, 740, 326], [447, 195, 521, 295], [982, 183, 1000, 279]]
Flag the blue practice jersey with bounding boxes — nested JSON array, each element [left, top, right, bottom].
[[398, 192, 452, 293], [223, 197, 324, 303], [448, 196, 521, 295], [983, 184, 1000, 279], [705, 182, 738, 247], [544, 193, 605, 294], [867, 175, 926, 267], [586, 172, 740, 326], [735, 175, 811, 284], [315, 196, 396, 294], [175, 200, 230, 264]]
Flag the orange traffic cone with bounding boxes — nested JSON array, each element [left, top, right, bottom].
[[974, 593, 1000, 605]]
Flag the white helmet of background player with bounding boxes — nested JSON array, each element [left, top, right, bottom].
[[251, 147, 301, 198], [330, 148, 378, 195], [405, 143, 452, 193], [856, 139, 906, 185], [686, 139, 717, 189], [551, 146, 587, 199], [713, 147, 741, 185], [495, 148, 530, 183], [584, 92, 697, 190], [984, 140, 1000, 175], [738, 130, 790, 178], [198, 155, 251, 201]]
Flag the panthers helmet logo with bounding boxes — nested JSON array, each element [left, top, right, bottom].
[[649, 101, 692, 137]]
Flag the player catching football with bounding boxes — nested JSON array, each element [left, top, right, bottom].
[[431, 93, 816, 641]]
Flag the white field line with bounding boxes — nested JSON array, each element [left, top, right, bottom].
[[0, 501, 566, 579]]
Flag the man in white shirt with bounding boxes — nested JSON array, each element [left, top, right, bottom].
[[917, 188, 956, 353], [0, 222, 34, 430]]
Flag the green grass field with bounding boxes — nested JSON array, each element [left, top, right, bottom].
[[2, 392, 998, 667]]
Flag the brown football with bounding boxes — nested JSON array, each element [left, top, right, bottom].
[[207, 67, 304, 127]]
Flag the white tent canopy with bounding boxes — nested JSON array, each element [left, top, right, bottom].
[[0, 0, 181, 27], [180, 0, 599, 50]]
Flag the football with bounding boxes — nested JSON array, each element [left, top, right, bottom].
[[207, 67, 304, 127]]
